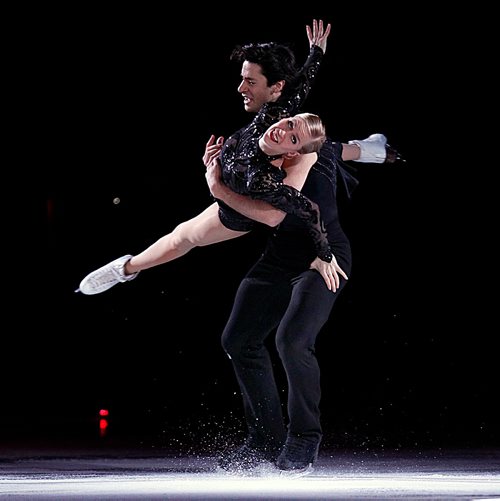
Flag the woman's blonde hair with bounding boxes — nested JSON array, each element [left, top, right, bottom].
[[295, 113, 326, 154]]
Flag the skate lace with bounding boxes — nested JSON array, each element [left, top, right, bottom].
[[90, 264, 122, 285]]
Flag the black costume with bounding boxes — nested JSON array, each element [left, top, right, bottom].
[[221, 138, 355, 460]]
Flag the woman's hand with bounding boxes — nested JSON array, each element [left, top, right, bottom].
[[309, 255, 348, 292], [203, 134, 224, 168]]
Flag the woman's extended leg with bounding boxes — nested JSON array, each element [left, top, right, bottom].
[[78, 202, 247, 295], [126, 202, 247, 273]]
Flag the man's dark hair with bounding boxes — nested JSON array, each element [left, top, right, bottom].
[[230, 42, 298, 88]]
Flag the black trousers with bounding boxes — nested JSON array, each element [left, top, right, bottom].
[[221, 259, 349, 448]]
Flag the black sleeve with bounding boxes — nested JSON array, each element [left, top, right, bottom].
[[281, 44, 324, 115], [258, 45, 325, 127]]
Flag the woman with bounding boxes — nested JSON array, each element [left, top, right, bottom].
[[77, 110, 350, 295], [78, 24, 349, 295]]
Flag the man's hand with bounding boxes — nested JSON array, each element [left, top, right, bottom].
[[309, 255, 348, 292], [205, 156, 224, 198], [306, 19, 331, 53], [203, 134, 287, 226]]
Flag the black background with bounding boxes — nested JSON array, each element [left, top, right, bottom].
[[11, 7, 496, 453]]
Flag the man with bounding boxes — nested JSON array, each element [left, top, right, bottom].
[[201, 21, 400, 474], [204, 139, 353, 475]]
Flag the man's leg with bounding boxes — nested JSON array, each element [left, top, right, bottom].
[[275, 269, 346, 471], [219, 268, 291, 467]]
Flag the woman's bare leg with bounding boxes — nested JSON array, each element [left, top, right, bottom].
[[125, 203, 247, 274]]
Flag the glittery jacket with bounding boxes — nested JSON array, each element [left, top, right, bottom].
[[219, 45, 333, 262]]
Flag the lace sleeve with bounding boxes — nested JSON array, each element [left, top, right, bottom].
[[247, 169, 333, 262]]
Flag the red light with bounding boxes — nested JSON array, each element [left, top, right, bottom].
[[98, 409, 110, 438]]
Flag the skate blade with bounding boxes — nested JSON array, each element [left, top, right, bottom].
[[278, 463, 314, 478]]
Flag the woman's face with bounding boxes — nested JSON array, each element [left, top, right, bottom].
[[260, 116, 310, 155]]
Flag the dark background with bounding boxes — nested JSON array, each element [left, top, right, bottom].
[[11, 7, 496, 453]]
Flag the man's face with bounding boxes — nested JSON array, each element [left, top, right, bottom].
[[237, 61, 279, 113]]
